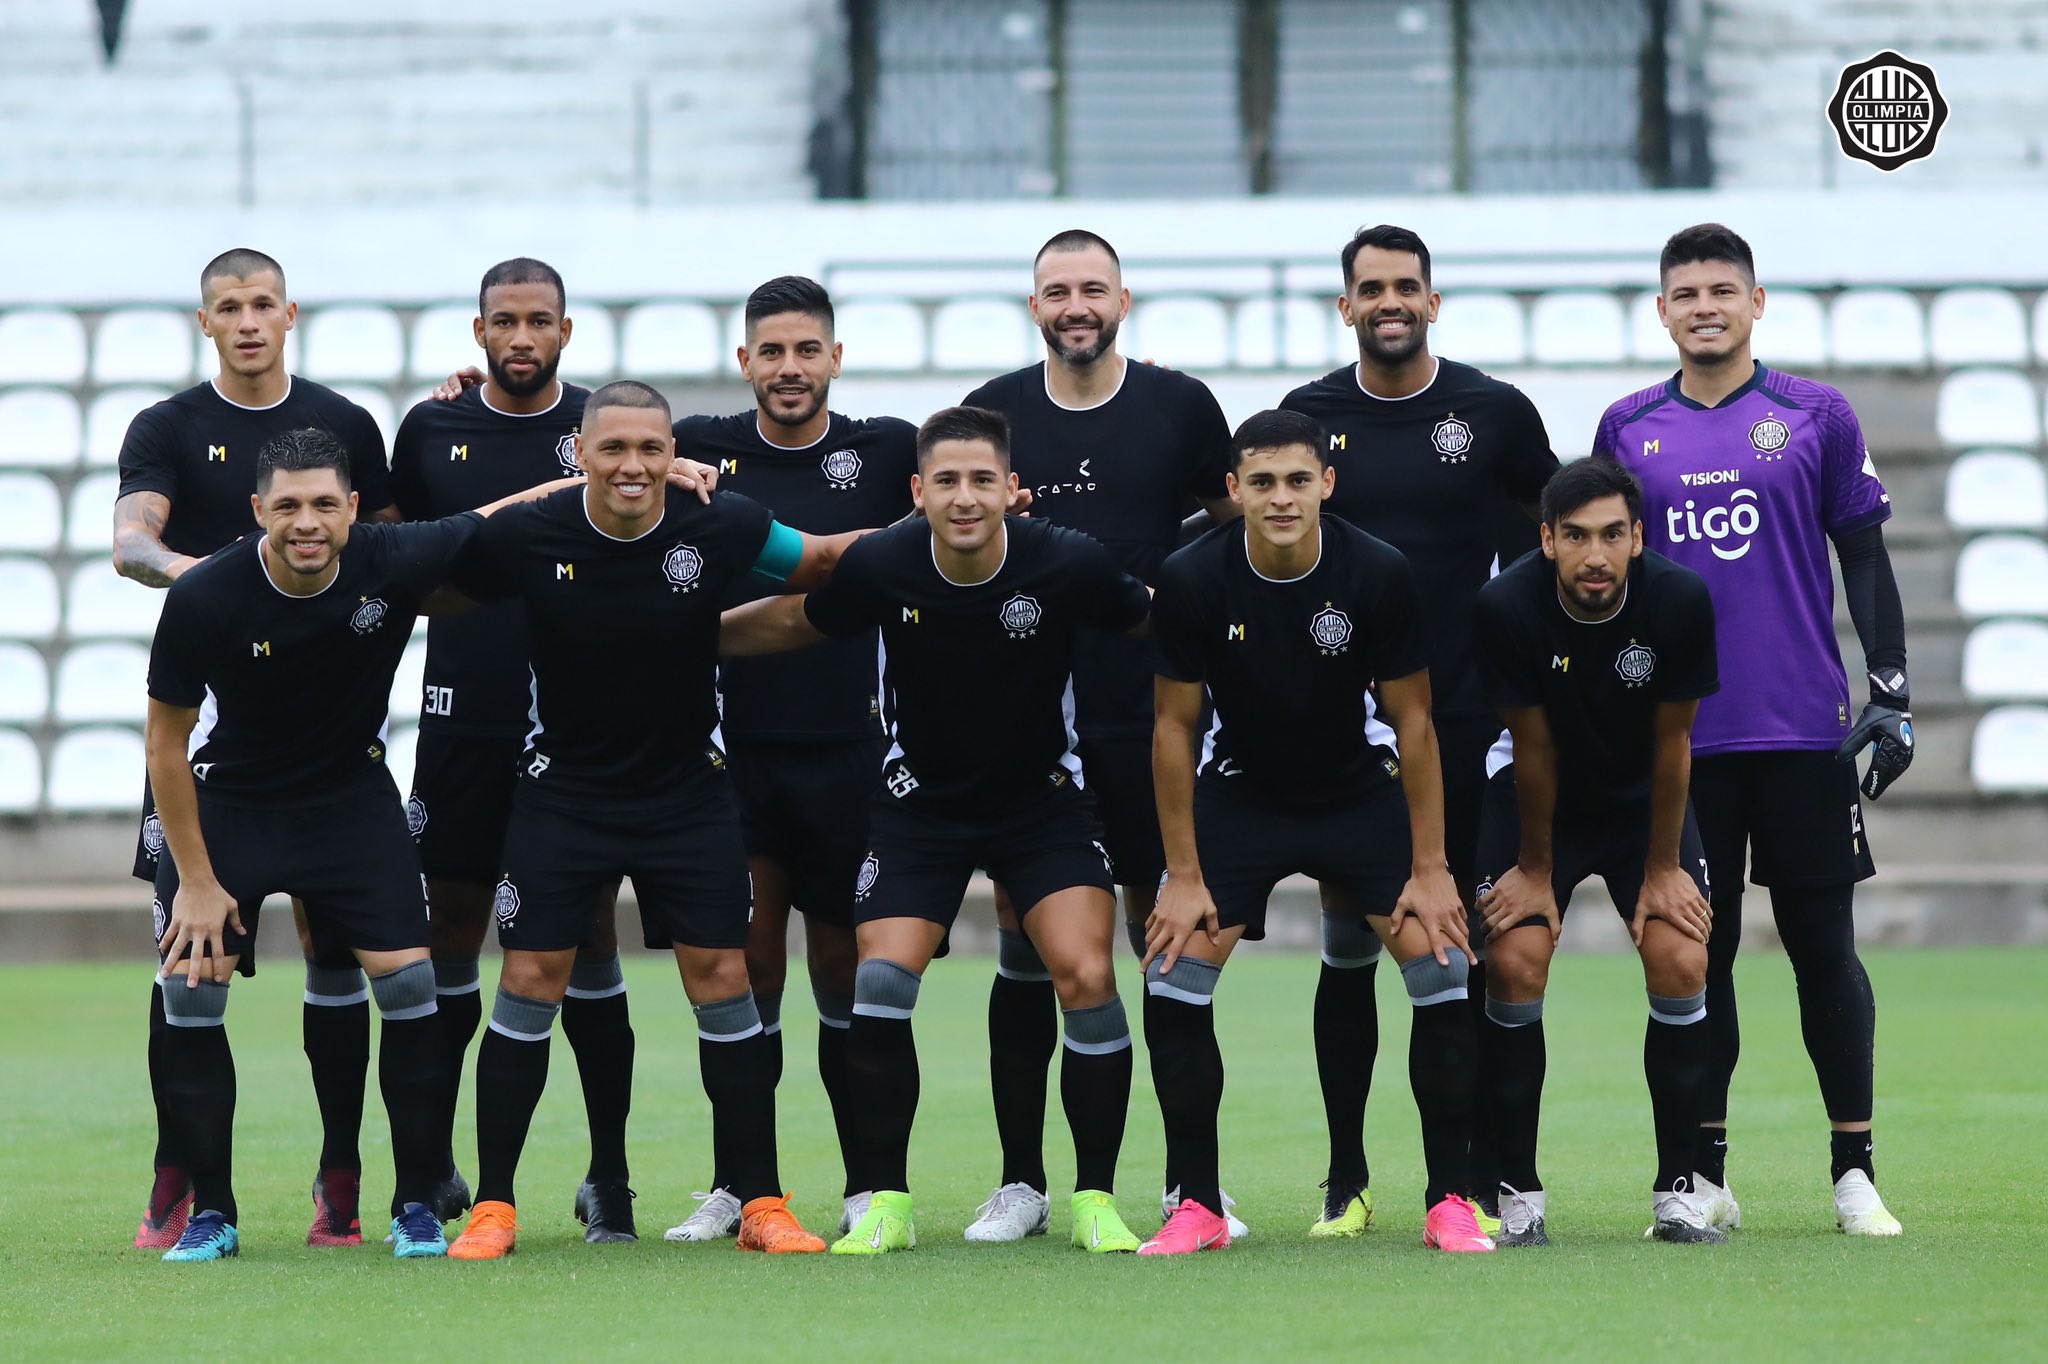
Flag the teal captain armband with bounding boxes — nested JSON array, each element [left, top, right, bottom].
[[749, 519, 805, 584]]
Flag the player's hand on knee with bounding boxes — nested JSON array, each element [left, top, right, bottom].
[[668, 458, 719, 503], [432, 366, 486, 401], [1631, 863, 1711, 947], [1144, 873, 1219, 974], [1392, 865, 1466, 965], [160, 880, 243, 987], [1478, 865, 1559, 945]]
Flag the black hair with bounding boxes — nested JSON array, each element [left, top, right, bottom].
[[256, 427, 351, 495], [584, 379, 672, 426], [479, 257, 566, 317], [744, 275, 834, 334], [1230, 409, 1328, 467], [916, 405, 1010, 466], [1543, 457, 1642, 527], [1659, 223, 1756, 288], [1034, 229, 1121, 274], [201, 248, 286, 303], [1340, 224, 1432, 291]]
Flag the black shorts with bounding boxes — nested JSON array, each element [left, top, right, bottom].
[[149, 768, 431, 975], [132, 777, 163, 883], [1689, 749, 1876, 890], [497, 775, 752, 953], [855, 782, 1114, 928], [1194, 775, 1413, 940], [1074, 732, 1166, 891], [1473, 766, 1711, 927], [408, 728, 522, 883], [729, 737, 885, 927]]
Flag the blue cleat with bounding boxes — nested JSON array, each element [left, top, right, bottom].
[[391, 1202, 448, 1258], [162, 1209, 239, 1262]]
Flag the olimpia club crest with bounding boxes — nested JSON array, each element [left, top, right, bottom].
[[1310, 603, 1353, 654], [822, 448, 862, 489], [140, 812, 166, 858], [855, 853, 880, 899], [1749, 416, 1790, 458], [1615, 640, 1656, 688], [493, 878, 520, 928], [1000, 593, 1042, 638], [1431, 414, 1474, 463], [405, 795, 428, 838], [1828, 51, 1948, 172], [556, 433, 580, 476], [662, 543, 704, 591], [351, 597, 389, 634]]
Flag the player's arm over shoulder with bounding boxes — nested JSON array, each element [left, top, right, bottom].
[[1060, 524, 1152, 633]]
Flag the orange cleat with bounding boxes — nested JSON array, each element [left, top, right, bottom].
[[737, 1194, 827, 1254], [448, 1200, 520, 1260]]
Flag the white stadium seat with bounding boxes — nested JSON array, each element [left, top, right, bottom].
[[93, 309, 196, 386], [556, 307, 619, 382], [1945, 451, 2048, 531], [1758, 288, 1829, 367], [390, 631, 428, 725], [1828, 289, 1926, 368], [622, 301, 724, 377], [302, 305, 405, 383], [0, 309, 88, 385], [0, 472, 63, 552], [85, 387, 173, 468], [1530, 291, 1625, 364], [0, 389, 83, 468], [1433, 292, 1528, 366], [385, 724, 421, 799], [46, 725, 145, 812], [66, 472, 122, 555], [1929, 288, 2029, 367], [63, 561, 163, 639], [0, 644, 50, 725], [1625, 292, 1669, 363], [1233, 296, 1337, 370], [1937, 370, 2040, 448], [835, 301, 926, 372], [1954, 535, 2048, 617], [53, 641, 150, 724], [332, 386, 398, 446], [1970, 705, 2048, 793], [0, 729, 40, 813], [406, 303, 482, 385], [2035, 293, 2048, 366], [0, 559, 62, 640], [1128, 298, 1230, 371], [930, 299, 1034, 373], [1962, 621, 2048, 702]]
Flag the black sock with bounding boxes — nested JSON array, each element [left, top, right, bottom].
[[1464, 959, 1497, 1198], [1313, 960, 1377, 1186], [1484, 1002, 1546, 1193], [378, 1010, 451, 1215], [474, 1027, 550, 1209], [147, 980, 181, 1172], [698, 1030, 780, 1205], [561, 991, 636, 1183], [1701, 872, 1744, 1136], [431, 960, 483, 1179], [1644, 998, 1710, 1194], [1698, 1130, 1729, 1185], [1773, 885, 1875, 1124], [1830, 1130, 1875, 1184], [1060, 1023, 1132, 1195], [1145, 994, 1222, 1214], [988, 973, 1056, 1192], [846, 1014, 918, 1193], [163, 1019, 237, 1224], [303, 992, 369, 1174], [815, 1006, 859, 1196], [1409, 998, 1477, 1208]]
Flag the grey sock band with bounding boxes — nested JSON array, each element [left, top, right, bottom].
[[852, 959, 922, 1019], [1320, 912, 1383, 969], [487, 986, 561, 1042], [1062, 997, 1133, 1054], [432, 955, 481, 996], [369, 959, 438, 1021], [755, 989, 784, 1035], [304, 962, 368, 1007], [813, 987, 853, 1030], [565, 952, 626, 1001], [1485, 994, 1545, 1028], [692, 991, 764, 1043], [1399, 947, 1472, 1007], [1649, 989, 1707, 1027], [160, 977, 231, 1027], [1123, 918, 1148, 961], [996, 928, 1051, 982], [1144, 954, 1222, 1006]]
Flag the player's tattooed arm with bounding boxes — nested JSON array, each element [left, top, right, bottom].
[[145, 697, 242, 987], [1377, 669, 1469, 963], [1479, 706, 1562, 944], [111, 491, 201, 588], [1146, 676, 1220, 972], [719, 594, 827, 656], [1633, 699, 1710, 947]]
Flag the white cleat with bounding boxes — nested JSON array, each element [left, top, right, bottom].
[[663, 1188, 741, 1242], [962, 1182, 1050, 1242], [1163, 1184, 1250, 1241], [1833, 1170, 1903, 1237], [837, 1191, 872, 1237], [1645, 1188, 1727, 1244], [1692, 1173, 1741, 1230]]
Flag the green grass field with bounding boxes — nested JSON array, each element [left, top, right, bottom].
[[2, 947, 2041, 1361]]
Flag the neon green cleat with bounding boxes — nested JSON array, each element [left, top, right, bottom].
[[829, 1190, 916, 1255], [1308, 1179, 1374, 1238], [1472, 1200, 1503, 1240], [1071, 1190, 1140, 1253]]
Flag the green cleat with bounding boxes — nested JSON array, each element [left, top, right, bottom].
[[1071, 1191, 1140, 1253], [829, 1190, 916, 1255], [1308, 1178, 1374, 1238]]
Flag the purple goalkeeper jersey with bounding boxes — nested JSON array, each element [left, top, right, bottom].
[[1594, 363, 1891, 756]]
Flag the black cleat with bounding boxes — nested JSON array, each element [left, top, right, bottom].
[[574, 1179, 638, 1243], [432, 1166, 473, 1224]]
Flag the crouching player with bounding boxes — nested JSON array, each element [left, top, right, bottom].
[[1471, 458, 1723, 1245], [1142, 409, 1493, 1256]]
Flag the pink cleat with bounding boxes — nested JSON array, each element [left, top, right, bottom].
[[1138, 1196, 1231, 1256], [307, 1169, 364, 1247], [134, 1167, 193, 1250], [1423, 1195, 1497, 1253]]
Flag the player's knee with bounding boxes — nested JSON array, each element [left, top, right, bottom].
[[160, 977, 231, 1027], [1061, 996, 1132, 1056], [851, 958, 922, 1020], [680, 950, 750, 1002], [1484, 993, 1544, 1029], [565, 952, 626, 1001], [691, 991, 765, 1042], [1398, 947, 1472, 1007], [1319, 912, 1383, 970], [1648, 987, 1707, 1028], [743, 944, 789, 997], [804, 923, 858, 991], [995, 927, 1051, 983], [488, 986, 560, 1041], [1485, 932, 1551, 1001], [303, 960, 368, 1008], [813, 986, 853, 1031], [432, 954, 481, 999], [1144, 954, 1221, 1008], [368, 959, 438, 1020]]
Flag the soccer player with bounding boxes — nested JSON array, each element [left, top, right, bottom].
[[663, 276, 918, 1244], [388, 257, 643, 1241], [113, 248, 398, 1251], [959, 229, 1240, 1243], [440, 382, 861, 1261], [144, 426, 562, 1261], [1280, 224, 1559, 1231], [1596, 223, 1909, 1236], [1141, 409, 1493, 1257], [720, 406, 1149, 1256], [1471, 458, 1723, 1246]]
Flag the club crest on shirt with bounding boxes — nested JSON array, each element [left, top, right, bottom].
[[1616, 640, 1656, 687], [1431, 414, 1474, 463], [855, 853, 880, 899], [663, 543, 704, 592], [1310, 604, 1353, 654], [151, 896, 168, 941], [405, 795, 428, 838], [493, 878, 520, 928], [1748, 416, 1790, 458], [555, 433, 580, 476], [1000, 593, 1042, 638], [350, 597, 389, 634], [822, 448, 862, 489], [141, 812, 165, 858]]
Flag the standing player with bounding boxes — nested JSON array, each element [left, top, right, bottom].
[[1141, 409, 1493, 1257], [1280, 224, 1559, 1232], [959, 229, 1240, 1243], [663, 276, 918, 1244], [720, 406, 1149, 1257], [1471, 458, 1722, 1246], [389, 257, 643, 1241], [1597, 224, 1909, 1236], [440, 382, 862, 1261], [145, 427, 560, 1261], [113, 248, 397, 1251]]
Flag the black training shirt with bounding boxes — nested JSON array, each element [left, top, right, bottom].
[[677, 410, 917, 744], [146, 517, 481, 807], [803, 516, 1151, 814], [1153, 516, 1428, 811]]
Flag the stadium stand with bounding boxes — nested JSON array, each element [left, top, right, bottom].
[[44, 726, 144, 813], [622, 302, 725, 378], [66, 473, 122, 555], [92, 308, 196, 386], [0, 729, 40, 814], [0, 390, 83, 467], [1954, 535, 2048, 618], [0, 645, 49, 725], [1530, 291, 1628, 365], [52, 643, 149, 725], [0, 472, 63, 553], [62, 561, 162, 640], [1971, 706, 2048, 793], [1963, 621, 2048, 703], [302, 305, 405, 384], [1937, 369, 2040, 448], [1945, 450, 2048, 531], [0, 309, 89, 385], [1127, 298, 1233, 372], [85, 389, 169, 467], [835, 300, 926, 371], [556, 309, 619, 382], [1930, 288, 2032, 366], [1432, 292, 1528, 367], [931, 299, 1036, 374], [1828, 289, 1927, 368], [0, 559, 62, 641]]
